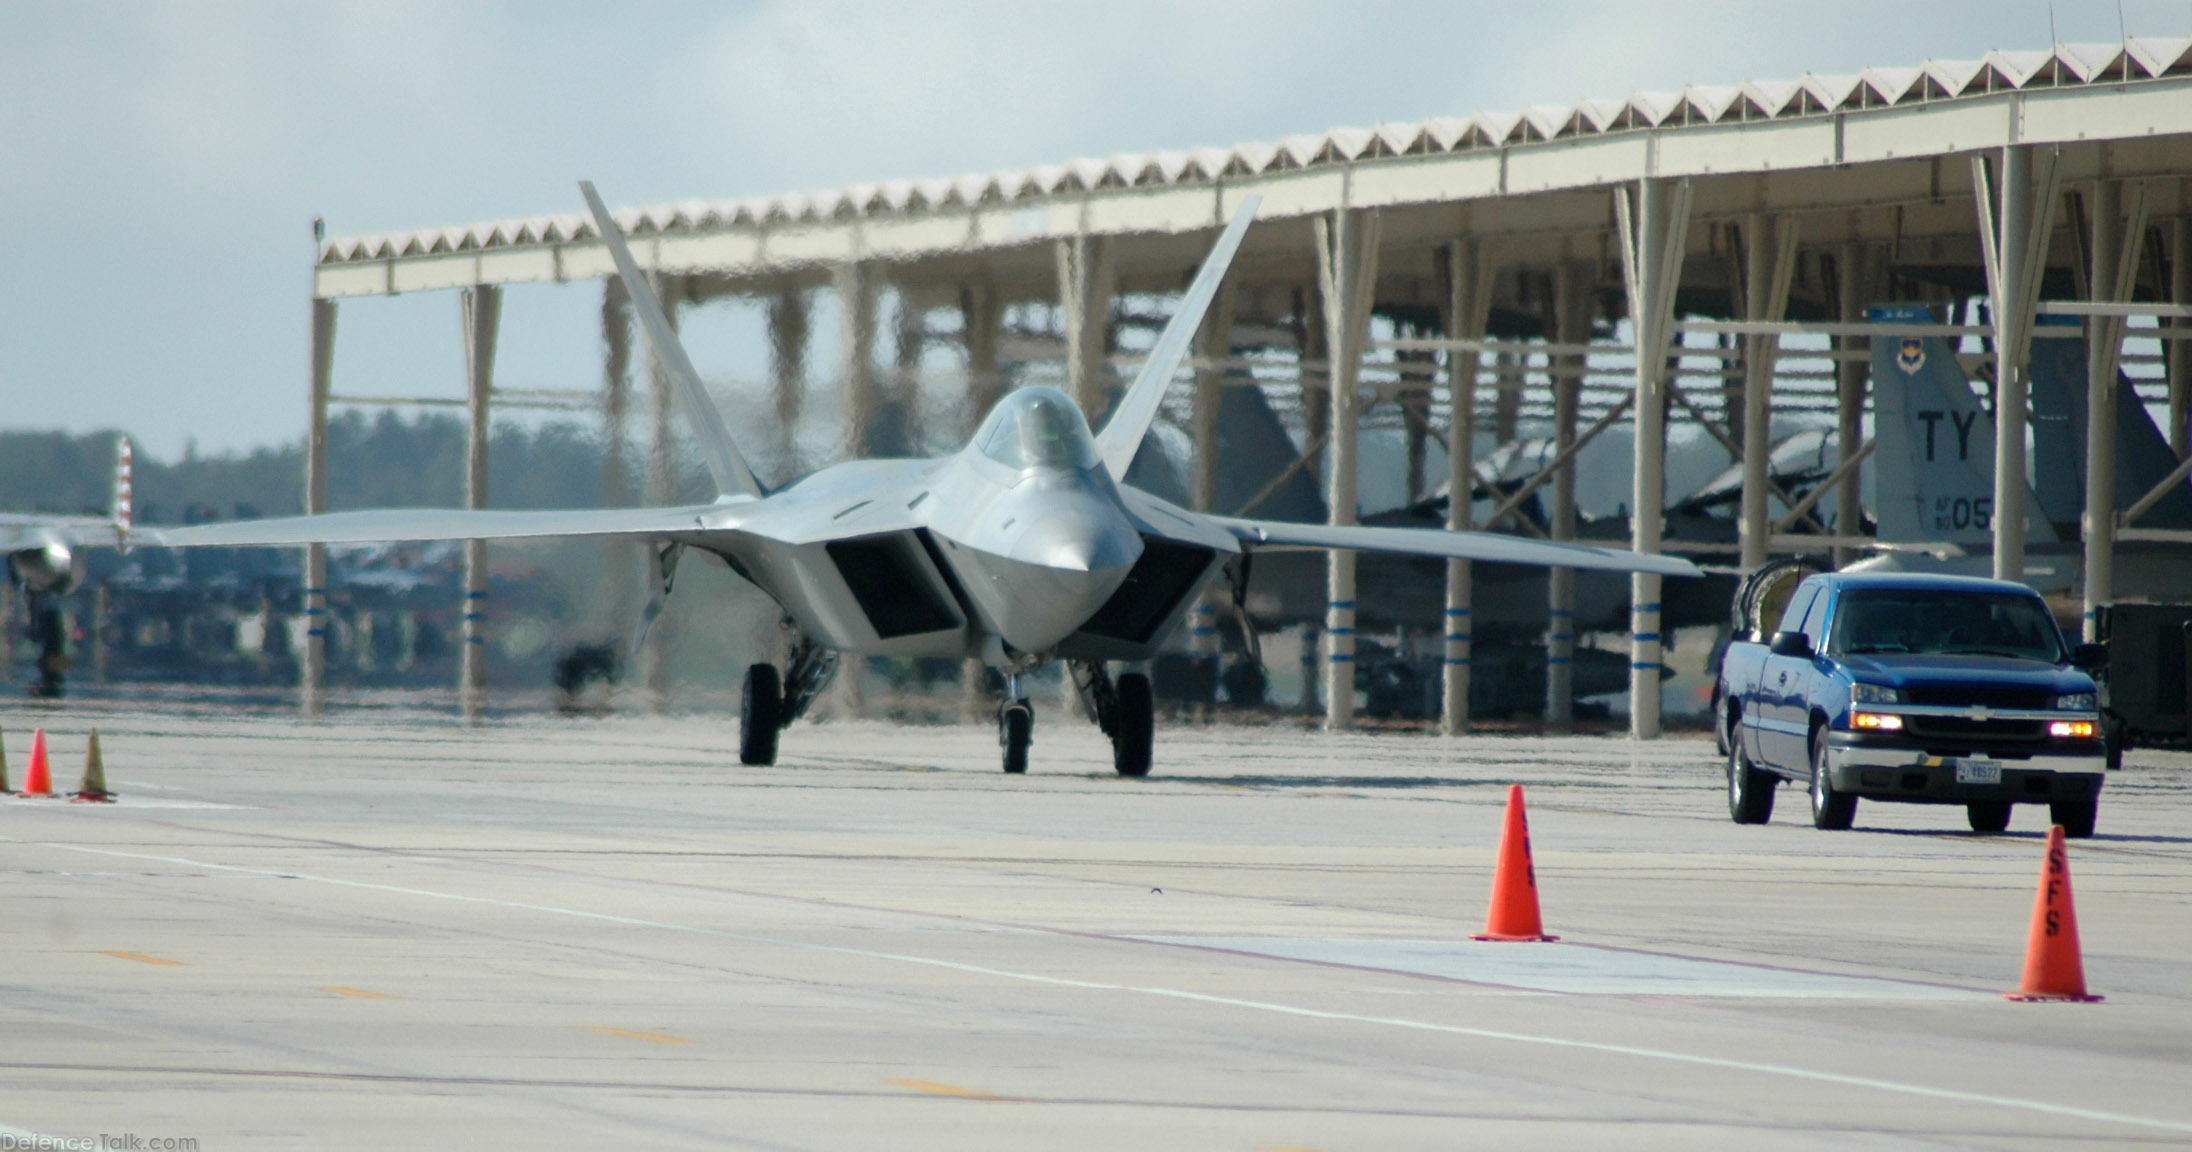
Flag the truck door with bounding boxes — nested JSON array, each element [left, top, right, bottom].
[[1759, 583, 1826, 770]]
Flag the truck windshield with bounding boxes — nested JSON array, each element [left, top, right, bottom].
[[1830, 589, 2066, 663]]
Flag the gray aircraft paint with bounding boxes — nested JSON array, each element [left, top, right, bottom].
[[1867, 304, 2057, 547]]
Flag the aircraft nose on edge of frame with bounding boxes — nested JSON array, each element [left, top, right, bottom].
[[1009, 502, 1142, 575]]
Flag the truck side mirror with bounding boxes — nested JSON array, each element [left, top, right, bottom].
[[2071, 642, 2108, 671], [1769, 631, 1813, 658]]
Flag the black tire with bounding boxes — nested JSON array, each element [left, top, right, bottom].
[[1809, 730, 1856, 830], [1112, 671, 1154, 778], [2050, 798, 2098, 839], [1727, 736, 1775, 825], [1966, 800, 2013, 834], [740, 663, 782, 766], [1000, 701, 1031, 775]]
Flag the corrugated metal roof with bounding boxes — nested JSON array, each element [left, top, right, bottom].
[[318, 39, 2192, 265]]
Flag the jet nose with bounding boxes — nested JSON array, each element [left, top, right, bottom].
[[1011, 502, 1142, 574]]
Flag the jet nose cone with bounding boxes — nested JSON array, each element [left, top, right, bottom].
[[1013, 506, 1142, 574]]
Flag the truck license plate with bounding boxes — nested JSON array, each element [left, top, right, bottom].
[[1955, 759, 2003, 785]]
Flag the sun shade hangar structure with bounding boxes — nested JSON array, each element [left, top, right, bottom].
[[304, 40, 2192, 736]]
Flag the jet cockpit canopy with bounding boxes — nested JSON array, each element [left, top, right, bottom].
[[974, 387, 1101, 471]]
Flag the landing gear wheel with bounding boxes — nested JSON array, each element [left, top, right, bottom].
[[1809, 732, 1856, 830], [1966, 800, 2013, 834], [2050, 797, 2098, 838], [1111, 672, 1154, 778], [1727, 738, 1775, 825], [740, 664, 782, 766], [999, 699, 1032, 775]]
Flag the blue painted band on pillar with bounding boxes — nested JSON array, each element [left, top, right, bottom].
[[1631, 661, 1661, 670], [1445, 606, 1471, 616], [304, 607, 326, 617], [1633, 632, 1659, 642], [1328, 600, 1355, 610], [1550, 608, 1572, 617], [1328, 627, 1354, 637], [1445, 633, 1469, 643], [1548, 656, 1573, 665], [304, 587, 326, 597], [307, 628, 326, 638], [1444, 657, 1471, 666], [467, 635, 486, 645], [1328, 653, 1354, 663], [1636, 602, 1661, 612], [466, 590, 488, 599], [1549, 632, 1571, 643]]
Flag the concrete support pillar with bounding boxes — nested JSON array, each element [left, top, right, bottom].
[[1314, 208, 1382, 732], [1056, 233, 1116, 422], [1976, 145, 2062, 584], [833, 262, 878, 718], [1300, 283, 1331, 448], [459, 283, 501, 723], [1545, 261, 1593, 728], [1738, 215, 1799, 570], [836, 262, 878, 461], [892, 286, 925, 453], [959, 283, 1005, 435], [960, 282, 1004, 724], [1189, 277, 1239, 713], [2082, 180, 2151, 639], [1615, 178, 1692, 739], [638, 274, 684, 711], [2171, 217, 2191, 460], [1833, 241, 1874, 567], [1441, 237, 1491, 736], [302, 297, 335, 717], [768, 285, 809, 472], [1493, 350, 1522, 443], [600, 279, 635, 640]]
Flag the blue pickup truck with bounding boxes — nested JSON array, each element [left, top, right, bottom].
[[1717, 571, 2108, 836]]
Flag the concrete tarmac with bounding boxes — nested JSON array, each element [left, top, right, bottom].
[[3, 700, 2190, 1150]]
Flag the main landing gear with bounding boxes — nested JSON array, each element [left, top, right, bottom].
[[1072, 660, 1153, 777], [739, 633, 838, 766]]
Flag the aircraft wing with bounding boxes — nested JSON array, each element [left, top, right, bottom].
[[149, 503, 750, 547], [1, 514, 119, 546], [1212, 516, 1703, 577]]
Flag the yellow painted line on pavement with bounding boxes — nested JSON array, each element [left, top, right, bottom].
[[317, 986, 402, 999], [889, 1078, 1000, 1100], [577, 1025, 694, 1045], [98, 951, 184, 967]]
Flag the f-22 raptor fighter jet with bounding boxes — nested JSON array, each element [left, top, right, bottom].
[[160, 184, 1699, 775]]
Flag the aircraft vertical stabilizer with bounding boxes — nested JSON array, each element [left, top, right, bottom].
[[1868, 305, 2056, 546], [1094, 198, 1259, 481], [2028, 324, 2192, 531], [580, 182, 765, 500]]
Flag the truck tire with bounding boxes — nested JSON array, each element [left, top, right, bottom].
[[1809, 731, 1856, 831], [2050, 798, 2098, 839], [1727, 739, 1775, 825], [1965, 800, 2012, 834]]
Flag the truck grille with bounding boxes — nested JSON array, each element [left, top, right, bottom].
[[1906, 686, 2050, 709], [1906, 716, 2045, 743]]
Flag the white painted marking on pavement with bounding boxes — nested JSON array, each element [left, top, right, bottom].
[[8, 836, 2187, 1137], [1141, 938, 1988, 999]]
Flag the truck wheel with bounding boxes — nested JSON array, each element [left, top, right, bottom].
[[1809, 732, 1856, 831], [1727, 739, 1774, 825], [1965, 800, 2012, 834], [2050, 798, 2098, 839]]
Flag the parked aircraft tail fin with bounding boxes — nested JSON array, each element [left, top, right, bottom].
[[579, 182, 765, 500], [2028, 323, 2192, 531], [1094, 197, 1260, 482], [1867, 305, 2056, 547]]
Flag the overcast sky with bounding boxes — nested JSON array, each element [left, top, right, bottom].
[[3, 0, 2186, 459]]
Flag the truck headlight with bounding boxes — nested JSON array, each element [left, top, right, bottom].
[[1851, 712, 1904, 731], [2055, 692, 2097, 711], [1852, 683, 1903, 705], [2049, 720, 2096, 738]]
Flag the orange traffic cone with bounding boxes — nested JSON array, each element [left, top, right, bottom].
[[20, 729, 53, 797], [71, 728, 112, 803], [2005, 825, 2102, 1002], [1473, 784, 1557, 942]]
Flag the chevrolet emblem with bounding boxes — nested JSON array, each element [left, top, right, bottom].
[[1967, 704, 1993, 721]]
